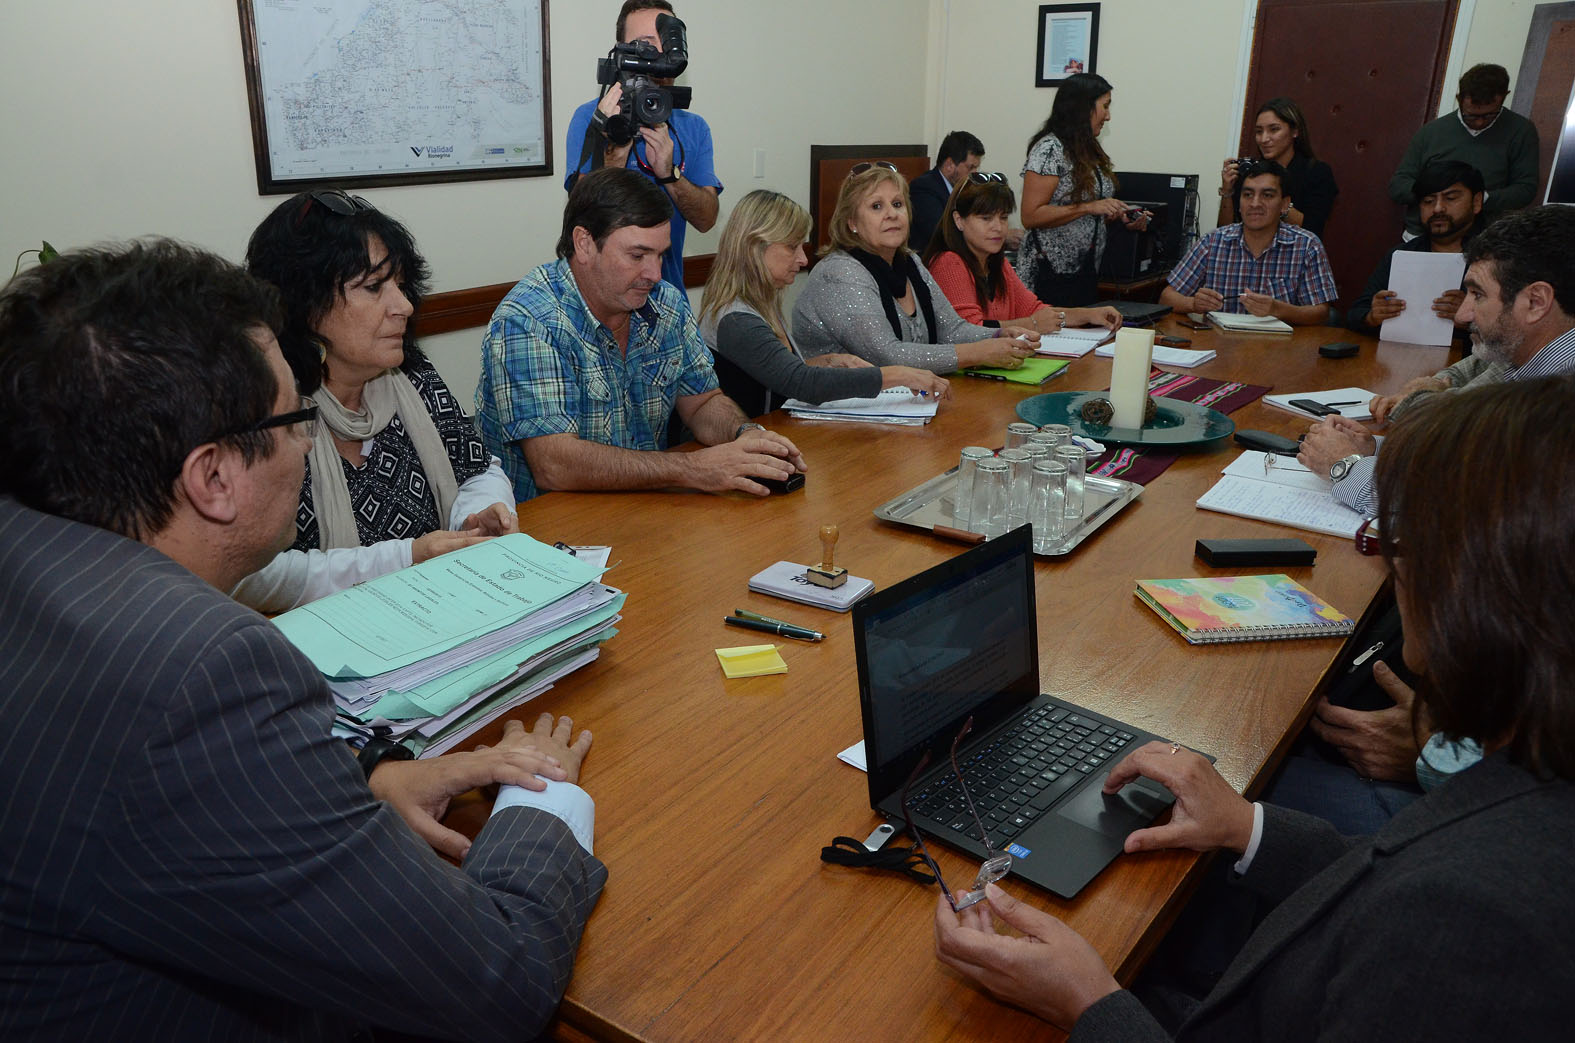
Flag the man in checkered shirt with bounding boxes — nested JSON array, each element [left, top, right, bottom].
[[1159, 159, 1337, 327], [477, 168, 805, 502]]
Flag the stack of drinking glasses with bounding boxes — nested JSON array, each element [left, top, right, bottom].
[[954, 424, 1085, 551]]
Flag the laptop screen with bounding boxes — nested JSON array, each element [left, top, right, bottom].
[[854, 526, 1039, 804]]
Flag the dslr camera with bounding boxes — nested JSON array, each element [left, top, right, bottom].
[[594, 13, 692, 147]]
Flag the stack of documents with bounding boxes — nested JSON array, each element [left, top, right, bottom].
[[1195, 451, 1365, 538], [783, 387, 939, 425], [274, 535, 623, 758], [1096, 343, 1216, 368], [1205, 311, 1293, 335], [1036, 327, 1115, 357]]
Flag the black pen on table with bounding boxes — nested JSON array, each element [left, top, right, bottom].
[[725, 613, 823, 642]]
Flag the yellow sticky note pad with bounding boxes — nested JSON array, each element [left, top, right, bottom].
[[715, 644, 788, 678]]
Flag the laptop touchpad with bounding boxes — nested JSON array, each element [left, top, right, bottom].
[[1056, 779, 1174, 837]]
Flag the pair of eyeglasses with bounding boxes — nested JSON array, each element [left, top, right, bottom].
[[899, 716, 1013, 912], [968, 171, 1009, 184], [226, 394, 319, 441], [1354, 516, 1391, 556], [1459, 106, 1503, 128], [850, 161, 899, 176], [293, 189, 377, 228]]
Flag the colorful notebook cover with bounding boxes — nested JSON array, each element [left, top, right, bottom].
[[1135, 574, 1354, 645]]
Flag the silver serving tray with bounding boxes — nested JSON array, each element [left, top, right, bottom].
[[872, 468, 1141, 556]]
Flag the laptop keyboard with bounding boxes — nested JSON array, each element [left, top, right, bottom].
[[910, 701, 1136, 849]]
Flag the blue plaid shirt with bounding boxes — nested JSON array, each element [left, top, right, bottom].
[[1166, 223, 1337, 311], [475, 258, 720, 501]]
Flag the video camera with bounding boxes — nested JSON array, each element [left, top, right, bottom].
[[594, 13, 692, 147]]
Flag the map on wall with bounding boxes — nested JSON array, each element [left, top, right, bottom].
[[238, 0, 551, 192]]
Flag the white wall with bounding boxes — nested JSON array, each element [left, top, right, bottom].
[[0, 0, 1539, 396]]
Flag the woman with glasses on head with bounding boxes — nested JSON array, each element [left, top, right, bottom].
[[936, 375, 1575, 1038], [1018, 73, 1148, 307], [791, 163, 1037, 374], [1216, 97, 1338, 238], [922, 173, 1122, 335], [699, 189, 949, 417], [231, 190, 517, 612]]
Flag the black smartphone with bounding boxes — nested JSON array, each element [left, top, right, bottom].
[[1234, 429, 1302, 454], [1155, 335, 1192, 347], [1178, 318, 1212, 331], [1287, 398, 1338, 417], [760, 472, 805, 495], [1319, 341, 1360, 359]]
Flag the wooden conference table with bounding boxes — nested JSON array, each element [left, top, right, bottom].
[[451, 320, 1455, 1042]]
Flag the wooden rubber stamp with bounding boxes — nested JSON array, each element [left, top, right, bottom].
[[804, 524, 848, 588]]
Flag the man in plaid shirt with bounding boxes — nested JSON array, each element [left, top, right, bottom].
[[477, 169, 805, 502], [1160, 159, 1337, 327]]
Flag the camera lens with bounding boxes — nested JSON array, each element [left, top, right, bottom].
[[634, 86, 671, 126]]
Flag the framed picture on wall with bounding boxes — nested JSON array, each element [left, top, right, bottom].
[[1035, 3, 1100, 88], [237, 0, 553, 193]]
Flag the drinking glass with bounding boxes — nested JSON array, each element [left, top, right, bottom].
[[1005, 422, 1038, 451], [1054, 444, 1086, 520], [999, 448, 1034, 530], [1030, 459, 1068, 551], [954, 447, 994, 527], [970, 458, 1010, 538]]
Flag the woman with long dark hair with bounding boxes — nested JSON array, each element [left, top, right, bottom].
[[922, 174, 1120, 333], [232, 190, 515, 612], [1017, 73, 1148, 306], [1216, 96, 1339, 238]]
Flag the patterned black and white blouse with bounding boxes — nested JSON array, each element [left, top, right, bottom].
[[291, 359, 490, 551], [1016, 133, 1115, 290]]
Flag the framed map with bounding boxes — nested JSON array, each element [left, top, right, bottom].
[[238, 0, 552, 193]]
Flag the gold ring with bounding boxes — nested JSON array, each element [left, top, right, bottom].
[[1170, 741, 1181, 755]]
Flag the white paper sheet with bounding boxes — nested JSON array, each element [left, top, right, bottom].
[[1379, 252, 1467, 347]]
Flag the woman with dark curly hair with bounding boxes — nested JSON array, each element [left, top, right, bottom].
[[1017, 73, 1148, 306], [232, 190, 515, 611]]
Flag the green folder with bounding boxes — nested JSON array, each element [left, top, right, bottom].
[[960, 357, 1069, 386]]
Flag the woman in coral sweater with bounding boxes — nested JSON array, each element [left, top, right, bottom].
[[922, 173, 1120, 335]]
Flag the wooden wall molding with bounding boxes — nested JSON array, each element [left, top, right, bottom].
[[414, 254, 718, 338]]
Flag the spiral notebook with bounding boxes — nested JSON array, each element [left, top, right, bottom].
[[1135, 574, 1354, 644]]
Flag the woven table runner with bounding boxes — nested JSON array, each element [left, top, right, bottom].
[[1087, 369, 1270, 486]]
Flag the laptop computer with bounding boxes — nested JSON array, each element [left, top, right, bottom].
[[853, 525, 1196, 899]]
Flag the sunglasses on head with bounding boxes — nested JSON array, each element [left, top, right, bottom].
[[967, 172, 1009, 184], [850, 161, 899, 176], [293, 189, 377, 228]]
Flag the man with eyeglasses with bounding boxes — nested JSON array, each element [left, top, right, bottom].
[[0, 241, 606, 1040], [1278, 205, 1575, 832], [909, 130, 987, 251], [1389, 63, 1539, 239]]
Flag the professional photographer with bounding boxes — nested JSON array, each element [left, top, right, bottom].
[[564, 0, 721, 295]]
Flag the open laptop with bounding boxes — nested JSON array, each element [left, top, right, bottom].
[[1093, 299, 1173, 324], [853, 525, 1195, 899]]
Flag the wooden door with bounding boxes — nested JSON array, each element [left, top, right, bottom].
[[1240, 0, 1459, 310]]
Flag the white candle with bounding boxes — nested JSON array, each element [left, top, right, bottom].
[[1109, 326, 1155, 429]]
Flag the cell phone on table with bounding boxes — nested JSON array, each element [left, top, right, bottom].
[[1234, 429, 1302, 454], [1177, 318, 1211, 331], [1155, 335, 1191, 347], [1287, 398, 1339, 417]]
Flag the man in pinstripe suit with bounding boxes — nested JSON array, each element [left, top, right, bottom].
[[0, 240, 606, 1040]]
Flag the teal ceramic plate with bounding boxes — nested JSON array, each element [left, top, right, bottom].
[[1016, 392, 1236, 448]]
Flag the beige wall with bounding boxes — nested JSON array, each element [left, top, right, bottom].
[[0, 0, 1538, 396]]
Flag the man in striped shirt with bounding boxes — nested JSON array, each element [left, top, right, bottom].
[[1301, 204, 1575, 517]]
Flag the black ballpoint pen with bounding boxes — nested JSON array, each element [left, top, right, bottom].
[[724, 616, 823, 642]]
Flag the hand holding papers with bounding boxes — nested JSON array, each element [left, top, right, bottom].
[[1379, 252, 1467, 346]]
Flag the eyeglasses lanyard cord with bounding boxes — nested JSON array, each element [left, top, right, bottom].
[[819, 835, 938, 887]]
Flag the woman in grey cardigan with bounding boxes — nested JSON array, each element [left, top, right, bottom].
[[699, 189, 948, 417], [790, 164, 1038, 374]]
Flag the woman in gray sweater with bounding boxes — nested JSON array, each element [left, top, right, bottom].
[[699, 189, 948, 417], [789, 164, 1038, 375]]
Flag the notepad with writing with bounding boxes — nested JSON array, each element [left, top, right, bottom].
[[1136, 574, 1354, 644], [1036, 327, 1115, 357], [1206, 311, 1293, 335]]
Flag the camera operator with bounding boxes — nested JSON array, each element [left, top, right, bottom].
[[564, 0, 721, 295]]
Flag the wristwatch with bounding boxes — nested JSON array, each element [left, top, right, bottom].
[[357, 735, 414, 779], [735, 422, 766, 440], [655, 169, 681, 185], [1329, 454, 1364, 482]]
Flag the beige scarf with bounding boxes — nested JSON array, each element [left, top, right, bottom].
[[308, 369, 459, 549]]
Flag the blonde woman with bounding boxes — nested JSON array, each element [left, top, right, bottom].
[[791, 164, 1037, 374], [699, 189, 949, 416]]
